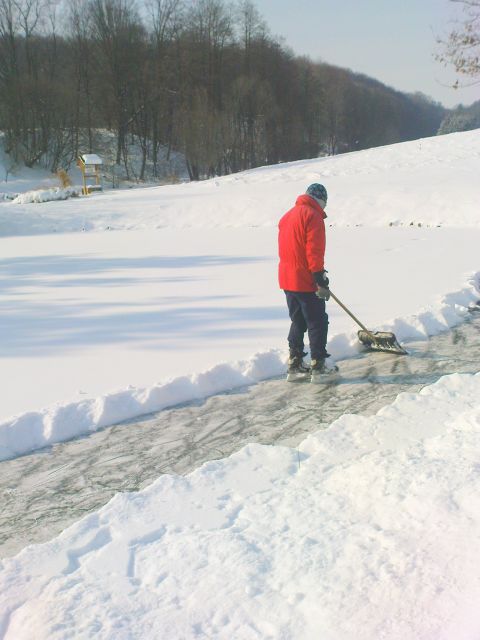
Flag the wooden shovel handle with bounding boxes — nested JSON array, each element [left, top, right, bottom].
[[328, 290, 376, 339]]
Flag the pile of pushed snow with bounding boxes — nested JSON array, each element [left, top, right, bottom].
[[12, 186, 81, 204], [0, 351, 286, 462], [2, 372, 480, 639]]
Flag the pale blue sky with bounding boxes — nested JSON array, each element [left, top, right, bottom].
[[253, 0, 480, 107]]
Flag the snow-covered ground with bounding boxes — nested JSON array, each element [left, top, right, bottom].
[[1, 130, 479, 460], [0, 129, 480, 638]]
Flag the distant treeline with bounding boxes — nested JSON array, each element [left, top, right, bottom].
[[438, 100, 480, 135], [0, 0, 447, 180]]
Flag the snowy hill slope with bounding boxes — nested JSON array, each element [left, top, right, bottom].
[[0, 129, 479, 237], [0, 130, 479, 460]]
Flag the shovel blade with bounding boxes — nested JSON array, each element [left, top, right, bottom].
[[357, 330, 407, 355]]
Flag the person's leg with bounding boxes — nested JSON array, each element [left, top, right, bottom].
[[296, 292, 329, 360], [285, 291, 308, 355]]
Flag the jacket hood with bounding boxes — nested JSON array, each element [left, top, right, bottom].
[[296, 194, 327, 218]]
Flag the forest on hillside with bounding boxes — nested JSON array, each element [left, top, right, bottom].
[[438, 101, 480, 134], [0, 0, 447, 181]]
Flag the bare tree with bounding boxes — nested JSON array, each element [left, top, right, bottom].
[[186, 0, 232, 108], [146, 0, 182, 174], [0, 0, 447, 181], [438, 0, 480, 85], [0, 0, 60, 166], [88, 0, 146, 166], [235, 0, 265, 73], [148, 0, 181, 44], [67, 0, 95, 154]]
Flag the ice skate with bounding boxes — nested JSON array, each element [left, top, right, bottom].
[[310, 358, 339, 384], [286, 352, 311, 382]]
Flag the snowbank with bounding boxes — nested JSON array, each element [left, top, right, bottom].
[[2, 371, 480, 639], [0, 352, 285, 461], [12, 186, 80, 204]]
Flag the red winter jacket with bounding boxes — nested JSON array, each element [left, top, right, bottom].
[[278, 194, 326, 292]]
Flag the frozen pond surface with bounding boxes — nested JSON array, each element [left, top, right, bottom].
[[2, 312, 480, 558]]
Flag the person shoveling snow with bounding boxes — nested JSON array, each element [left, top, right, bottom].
[[278, 184, 406, 383], [278, 183, 338, 383]]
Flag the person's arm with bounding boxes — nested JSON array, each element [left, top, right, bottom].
[[305, 211, 326, 274], [305, 211, 330, 298]]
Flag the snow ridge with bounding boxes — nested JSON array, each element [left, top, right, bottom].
[[0, 351, 285, 461], [12, 186, 80, 204]]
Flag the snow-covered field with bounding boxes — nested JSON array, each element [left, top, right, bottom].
[[1, 130, 479, 460], [1, 130, 480, 638]]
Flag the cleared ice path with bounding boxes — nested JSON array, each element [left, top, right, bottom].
[[2, 312, 480, 558]]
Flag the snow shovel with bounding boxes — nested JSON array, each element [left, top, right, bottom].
[[329, 290, 407, 355]]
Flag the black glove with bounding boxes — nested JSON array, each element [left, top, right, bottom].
[[313, 269, 330, 301]]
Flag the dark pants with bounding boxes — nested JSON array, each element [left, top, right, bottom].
[[284, 290, 329, 360]]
